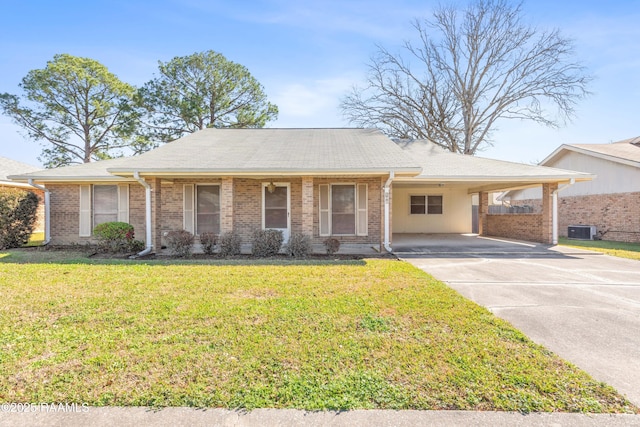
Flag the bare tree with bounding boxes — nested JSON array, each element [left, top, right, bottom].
[[341, 0, 591, 155]]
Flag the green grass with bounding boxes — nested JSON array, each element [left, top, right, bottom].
[[559, 237, 640, 261], [23, 231, 45, 247], [0, 249, 636, 413]]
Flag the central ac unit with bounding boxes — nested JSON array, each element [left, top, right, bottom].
[[568, 225, 597, 240]]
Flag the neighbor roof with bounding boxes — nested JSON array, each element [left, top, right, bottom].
[[394, 140, 593, 192], [0, 156, 41, 181], [542, 136, 640, 168], [10, 129, 422, 182]]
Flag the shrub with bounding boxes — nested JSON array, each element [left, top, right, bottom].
[[166, 230, 194, 257], [199, 232, 218, 255], [251, 229, 283, 257], [0, 188, 39, 249], [219, 231, 241, 257], [324, 237, 340, 255], [93, 221, 137, 253], [285, 233, 312, 258]]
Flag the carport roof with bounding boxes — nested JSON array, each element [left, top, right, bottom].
[[394, 140, 594, 192]]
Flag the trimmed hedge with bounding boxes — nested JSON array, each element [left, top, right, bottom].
[[93, 221, 144, 253], [0, 188, 39, 249]]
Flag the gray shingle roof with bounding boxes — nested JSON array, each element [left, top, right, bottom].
[[0, 156, 41, 181], [10, 129, 422, 181], [395, 139, 593, 182], [107, 128, 421, 174], [565, 136, 640, 165]]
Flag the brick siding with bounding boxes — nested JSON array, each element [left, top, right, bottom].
[[486, 214, 545, 243], [514, 192, 640, 243], [46, 177, 387, 250]]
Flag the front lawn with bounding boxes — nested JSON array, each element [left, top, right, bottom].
[[559, 237, 640, 261], [0, 249, 635, 412]]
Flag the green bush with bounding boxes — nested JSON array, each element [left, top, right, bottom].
[[252, 229, 283, 257], [93, 222, 144, 254], [199, 232, 218, 255], [324, 237, 340, 255], [219, 231, 241, 257], [285, 232, 312, 258], [0, 188, 39, 249], [166, 230, 195, 257]]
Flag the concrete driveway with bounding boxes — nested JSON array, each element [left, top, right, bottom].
[[396, 234, 640, 406]]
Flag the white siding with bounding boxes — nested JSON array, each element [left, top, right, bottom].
[[510, 151, 640, 200], [392, 185, 472, 233]]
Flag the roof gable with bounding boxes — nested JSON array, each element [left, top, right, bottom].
[[542, 137, 640, 168]]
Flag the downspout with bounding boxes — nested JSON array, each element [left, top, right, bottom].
[[552, 178, 575, 245], [132, 172, 153, 257], [28, 179, 51, 245], [383, 171, 395, 253]]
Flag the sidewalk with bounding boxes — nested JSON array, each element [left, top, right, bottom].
[[1, 408, 639, 427]]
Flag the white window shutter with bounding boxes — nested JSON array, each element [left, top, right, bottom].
[[79, 185, 92, 237], [319, 184, 330, 236], [356, 184, 368, 236], [183, 184, 194, 233], [118, 184, 129, 223]]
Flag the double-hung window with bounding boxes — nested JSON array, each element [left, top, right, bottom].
[[183, 184, 220, 235], [319, 184, 367, 236], [79, 184, 129, 236], [410, 195, 443, 215]]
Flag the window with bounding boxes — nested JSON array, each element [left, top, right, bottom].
[[93, 185, 119, 225], [410, 195, 426, 214], [427, 195, 443, 214], [319, 184, 367, 236], [410, 195, 443, 215], [332, 185, 356, 235], [79, 184, 129, 237], [196, 185, 220, 235]]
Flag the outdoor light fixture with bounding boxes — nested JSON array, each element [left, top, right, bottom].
[[267, 182, 276, 193]]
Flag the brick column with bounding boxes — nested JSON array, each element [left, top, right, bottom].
[[150, 178, 162, 251], [301, 177, 314, 236], [541, 183, 557, 244], [221, 177, 234, 233], [478, 191, 489, 236]]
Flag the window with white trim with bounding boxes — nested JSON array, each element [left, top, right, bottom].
[[319, 183, 367, 236], [196, 185, 220, 235], [79, 184, 129, 236], [410, 195, 443, 215], [93, 185, 119, 225], [183, 184, 220, 235]]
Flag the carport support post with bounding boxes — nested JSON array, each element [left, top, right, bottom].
[[478, 192, 489, 236], [541, 183, 557, 244]]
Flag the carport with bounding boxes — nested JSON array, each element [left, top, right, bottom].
[[392, 140, 594, 246], [391, 233, 551, 254]]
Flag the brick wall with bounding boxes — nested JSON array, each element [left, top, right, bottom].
[[513, 192, 640, 243], [48, 184, 90, 245], [486, 214, 545, 243], [47, 176, 387, 249]]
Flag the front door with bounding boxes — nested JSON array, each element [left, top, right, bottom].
[[263, 183, 290, 242]]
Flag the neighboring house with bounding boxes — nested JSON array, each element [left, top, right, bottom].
[[0, 155, 45, 234], [8, 129, 592, 253], [504, 137, 640, 243]]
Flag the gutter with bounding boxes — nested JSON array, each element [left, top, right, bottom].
[[552, 178, 575, 245], [27, 179, 51, 245], [132, 172, 153, 257], [383, 171, 394, 253]]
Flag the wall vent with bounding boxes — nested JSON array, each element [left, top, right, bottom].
[[568, 225, 597, 240]]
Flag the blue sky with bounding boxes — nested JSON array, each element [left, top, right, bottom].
[[1, 0, 639, 167]]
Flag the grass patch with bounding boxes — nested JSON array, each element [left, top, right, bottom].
[[0, 249, 636, 413], [20, 232, 45, 247], [559, 238, 640, 261]]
